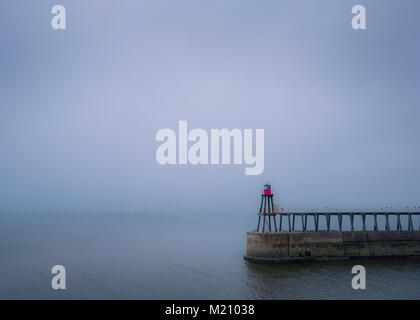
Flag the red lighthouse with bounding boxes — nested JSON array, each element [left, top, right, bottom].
[[257, 184, 278, 232]]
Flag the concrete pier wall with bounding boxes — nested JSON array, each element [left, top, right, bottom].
[[245, 231, 420, 263]]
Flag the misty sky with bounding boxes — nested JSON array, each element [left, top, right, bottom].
[[1, 0, 420, 215]]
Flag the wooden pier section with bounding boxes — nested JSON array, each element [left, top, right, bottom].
[[256, 210, 420, 233]]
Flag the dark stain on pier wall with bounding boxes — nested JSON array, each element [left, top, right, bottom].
[[245, 231, 420, 263]]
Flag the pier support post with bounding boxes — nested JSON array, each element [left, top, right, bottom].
[[408, 214, 414, 231], [361, 214, 365, 231], [315, 214, 319, 231], [263, 197, 267, 213], [338, 214, 342, 232], [374, 214, 378, 231], [279, 214, 282, 231], [288, 213, 291, 232], [350, 214, 354, 232], [304, 215, 307, 232], [397, 214, 402, 231], [273, 215, 278, 232], [327, 214, 331, 232], [386, 214, 390, 231], [301, 215, 305, 232], [292, 214, 295, 231]]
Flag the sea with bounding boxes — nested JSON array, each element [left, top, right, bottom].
[[1, 211, 420, 299]]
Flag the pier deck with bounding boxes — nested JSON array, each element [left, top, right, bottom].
[[256, 210, 420, 233]]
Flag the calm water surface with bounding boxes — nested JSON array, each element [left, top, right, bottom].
[[1, 212, 420, 299]]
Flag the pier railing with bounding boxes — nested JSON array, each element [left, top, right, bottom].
[[256, 210, 420, 233]]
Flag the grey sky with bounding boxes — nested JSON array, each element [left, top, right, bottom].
[[1, 0, 420, 215]]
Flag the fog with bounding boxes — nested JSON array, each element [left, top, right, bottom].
[[1, 0, 420, 216]]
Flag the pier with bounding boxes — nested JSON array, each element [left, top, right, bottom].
[[245, 185, 420, 264]]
